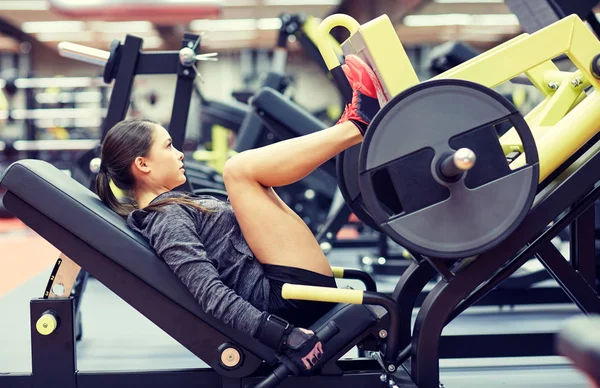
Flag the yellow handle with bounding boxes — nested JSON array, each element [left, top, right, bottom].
[[36, 313, 58, 336], [302, 16, 343, 59], [282, 284, 364, 304], [317, 14, 360, 70], [331, 266, 344, 278]]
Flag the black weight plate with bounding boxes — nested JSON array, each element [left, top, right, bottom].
[[336, 145, 381, 231], [359, 79, 539, 259], [103, 40, 121, 84]]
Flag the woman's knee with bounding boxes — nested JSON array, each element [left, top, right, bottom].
[[223, 153, 254, 184]]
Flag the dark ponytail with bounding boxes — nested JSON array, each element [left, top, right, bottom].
[[96, 118, 212, 217], [95, 169, 136, 217]]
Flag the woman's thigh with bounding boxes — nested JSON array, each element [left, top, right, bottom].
[[225, 178, 332, 276]]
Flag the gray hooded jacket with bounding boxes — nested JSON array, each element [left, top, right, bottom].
[[127, 191, 270, 336]]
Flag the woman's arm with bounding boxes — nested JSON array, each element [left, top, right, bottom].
[[147, 204, 265, 336], [146, 205, 325, 372]]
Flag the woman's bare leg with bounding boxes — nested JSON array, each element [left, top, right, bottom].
[[223, 121, 362, 276]]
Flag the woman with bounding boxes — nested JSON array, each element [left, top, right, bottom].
[[95, 55, 382, 373]]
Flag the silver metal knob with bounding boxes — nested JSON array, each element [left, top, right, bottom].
[[89, 158, 102, 174], [453, 148, 476, 170], [439, 148, 476, 179], [179, 47, 197, 67]]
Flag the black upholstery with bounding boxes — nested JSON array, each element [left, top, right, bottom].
[[251, 87, 337, 180], [252, 87, 327, 137], [0, 160, 382, 376], [202, 99, 249, 133], [0, 160, 222, 323]]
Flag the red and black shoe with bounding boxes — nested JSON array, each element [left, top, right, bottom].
[[336, 55, 385, 135]]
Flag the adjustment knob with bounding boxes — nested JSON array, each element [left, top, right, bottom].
[[179, 47, 196, 67], [218, 343, 243, 369], [89, 157, 102, 174], [36, 311, 59, 336]]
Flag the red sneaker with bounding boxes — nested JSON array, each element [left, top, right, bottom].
[[336, 55, 384, 135]]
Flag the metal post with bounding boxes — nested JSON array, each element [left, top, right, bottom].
[[169, 33, 199, 152], [30, 298, 77, 388], [391, 260, 437, 350], [101, 35, 143, 141], [570, 201, 597, 288]]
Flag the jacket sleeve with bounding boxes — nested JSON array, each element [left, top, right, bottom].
[[146, 204, 266, 336]]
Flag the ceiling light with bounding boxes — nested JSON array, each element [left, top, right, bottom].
[[88, 21, 154, 33], [191, 18, 255, 31], [263, 0, 340, 5], [257, 18, 282, 30], [22, 21, 86, 34], [0, 1, 49, 10], [220, 0, 258, 5], [190, 18, 281, 32], [202, 31, 258, 42], [36, 32, 95, 43], [403, 13, 519, 27]]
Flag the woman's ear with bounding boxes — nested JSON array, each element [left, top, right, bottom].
[[132, 156, 150, 174]]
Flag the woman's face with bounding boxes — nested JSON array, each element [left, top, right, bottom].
[[143, 125, 187, 190]]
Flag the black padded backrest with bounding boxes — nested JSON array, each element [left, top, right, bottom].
[[0, 160, 205, 314], [0, 160, 277, 362]]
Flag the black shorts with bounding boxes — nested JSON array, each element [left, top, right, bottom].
[[263, 264, 337, 328]]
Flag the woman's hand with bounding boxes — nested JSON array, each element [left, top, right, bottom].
[[284, 327, 324, 371], [296, 328, 324, 369]]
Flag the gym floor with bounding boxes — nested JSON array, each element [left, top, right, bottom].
[[0, 218, 589, 387]]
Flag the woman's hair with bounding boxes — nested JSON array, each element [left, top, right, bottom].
[[95, 118, 212, 217]]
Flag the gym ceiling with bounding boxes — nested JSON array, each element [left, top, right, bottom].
[[0, 0, 599, 54]]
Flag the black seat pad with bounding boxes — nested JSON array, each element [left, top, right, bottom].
[[251, 87, 337, 180], [252, 87, 326, 137], [0, 160, 380, 371], [202, 99, 249, 132]]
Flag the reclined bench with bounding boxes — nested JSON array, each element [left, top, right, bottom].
[[0, 159, 408, 388]]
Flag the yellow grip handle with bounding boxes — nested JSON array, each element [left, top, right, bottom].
[[282, 284, 364, 304], [331, 266, 344, 278], [301, 16, 343, 59], [317, 14, 360, 70]]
